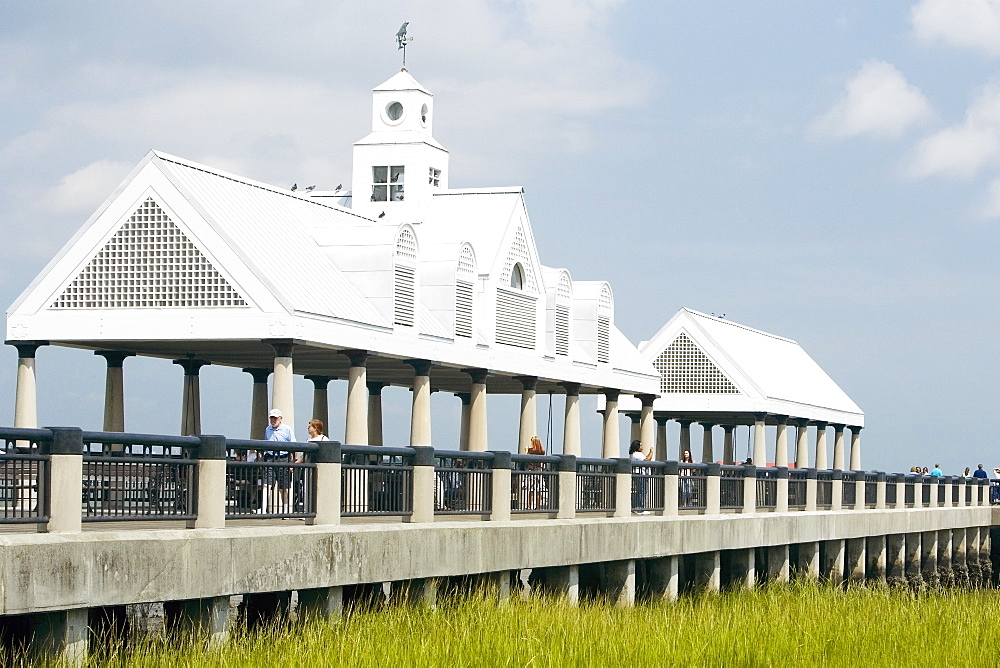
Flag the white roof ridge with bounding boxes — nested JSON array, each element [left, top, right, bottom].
[[683, 307, 797, 344], [434, 187, 524, 195]]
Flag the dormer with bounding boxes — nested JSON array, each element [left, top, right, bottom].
[[351, 70, 450, 225]]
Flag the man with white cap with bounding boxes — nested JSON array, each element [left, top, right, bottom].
[[260, 409, 296, 513]]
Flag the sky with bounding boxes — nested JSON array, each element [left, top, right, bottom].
[[2, 0, 999, 474]]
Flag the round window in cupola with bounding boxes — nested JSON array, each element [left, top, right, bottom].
[[385, 101, 404, 124]]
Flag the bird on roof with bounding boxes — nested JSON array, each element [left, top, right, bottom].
[[291, 183, 297, 191], [334, 184, 342, 192], [378, 211, 386, 218], [391, 172, 400, 183], [305, 185, 316, 191]]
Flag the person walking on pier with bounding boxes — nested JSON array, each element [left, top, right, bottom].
[[680, 450, 695, 507], [973, 464, 988, 479], [261, 409, 296, 514], [630, 439, 651, 514], [930, 464, 943, 477]]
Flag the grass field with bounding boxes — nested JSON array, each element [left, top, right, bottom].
[[32, 582, 1000, 666]]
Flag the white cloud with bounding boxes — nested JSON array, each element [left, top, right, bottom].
[[912, 0, 1000, 57], [42, 160, 132, 215], [908, 83, 1000, 178], [811, 60, 932, 140]]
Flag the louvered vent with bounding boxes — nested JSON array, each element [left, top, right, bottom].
[[455, 281, 473, 338], [555, 304, 570, 356], [495, 289, 536, 349], [597, 315, 610, 363], [395, 227, 417, 260], [654, 332, 739, 393], [50, 198, 246, 309], [394, 264, 415, 327]]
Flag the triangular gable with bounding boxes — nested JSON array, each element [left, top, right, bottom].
[[652, 331, 740, 394], [49, 197, 248, 310], [491, 195, 544, 295]]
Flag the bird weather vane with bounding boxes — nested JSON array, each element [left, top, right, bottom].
[[396, 22, 413, 67]]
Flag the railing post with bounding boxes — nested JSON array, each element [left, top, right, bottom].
[[913, 477, 924, 508], [191, 435, 227, 529], [970, 479, 980, 507], [927, 476, 939, 509], [44, 427, 83, 534], [775, 467, 789, 513], [942, 476, 952, 508], [895, 474, 906, 510], [705, 463, 721, 515], [956, 477, 966, 508], [876, 472, 887, 509], [742, 464, 756, 514], [312, 440, 342, 526], [489, 451, 512, 522], [805, 469, 818, 511], [410, 446, 435, 523], [853, 471, 866, 511], [557, 454, 576, 519], [663, 461, 679, 516], [614, 458, 631, 518], [831, 470, 843, 511]]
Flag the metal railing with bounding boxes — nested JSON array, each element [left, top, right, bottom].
[[885, 477, 897, 506], [679, 464, 707, 510], [788, 469, 808, 509], [756, 468, 778, 509], [576, 459, 616, 512], [342, 446, 414, 517], [952, 481, 960, 505], [631, 461, 665, 513], [816, 472, 833, 509], [82, 432, 197, 522], [921, 478, 931, 506], [720, 465, 744, 509], [434, 452, 492, 515], [904, 477, 915, 506], [511, 454, 559, 513], [842, 472, 856, 507], [224, 439, 317, 520], [0, 427, 50, 524], [936, 480, 946, 505], [865, 473, 878, 507]]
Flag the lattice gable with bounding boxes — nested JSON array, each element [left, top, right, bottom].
[[49, 197, 248, 309], [653, 331, 740, 394]]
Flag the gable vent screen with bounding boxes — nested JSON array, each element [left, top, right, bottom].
[[597, 315, 610, 363], [654, 332, 739, 394], [50, 198, 246, 309], [555, 304, 570, 356], [395, 227, 417, 260], [500, 225, 537, 292], [496, 288, 536, 349], [394, 264, 415, 327], [455, 281, 473, 338]]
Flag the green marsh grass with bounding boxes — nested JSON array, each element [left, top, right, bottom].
[[34, 582, 1000, 666]]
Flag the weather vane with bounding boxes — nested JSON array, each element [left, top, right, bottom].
[[396, 22, 413, 67]]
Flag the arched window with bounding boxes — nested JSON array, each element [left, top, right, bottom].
[[510, 263, 525, 290], [455, 244, 475, 338], [394, 227, 417, 327]]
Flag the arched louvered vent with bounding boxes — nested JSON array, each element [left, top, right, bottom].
[[50, 198, 246, 309], [394, 226, 417, 328], [597, 284, 612, 364], [555, 272, 572, 356], [499, 225, 537, 292], [455, 244, 475, 339], [654, 332, 739, 394]]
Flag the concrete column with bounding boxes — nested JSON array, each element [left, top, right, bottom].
[[954, 528, 968, 586], [767, 545, 790, 583], [904, 533, 922, 586], [267, 340, 296, 432], [390, 578, 438, 607], [775, 468, 789, 513], [774, 416, 789, 468], [742, 464, 756, 514], [560, 382, 581, 457], [164, 596, 230, 647], [794, 419, 809, 469], [298, 587, 343, 619], [655, 416, 669, 462], [921, 530, 939, 587], [937, 529, 953, 587], [663, 461, 679, 516], [823, 539, 846, 584], [9, 341, 46, 430], [705, 463, 721, 515], [941, 476, 953, 508], [798, 542, 820, 580], [849, 426, 862, 471], [455, 392, 471, 451], [312, 440, 341, 526], [514, 376, 538, 454], [678, 419, 693, 461], [752, 413, 767, 466], [614, 458, 632, 518], [876, 472, 887, 509], [895, 474, 906, 510], [28, 608, 89, 664], [305, 375, 333, 432], [700, 422, 715, 463], [603, 559, 636, 607], [243, 368, 271, 440], [95, 351, 134, 432], [628, 414, 641, 444], [832, 424, 846, 470], [695, 551, 721, 591], [968, 528, 981, 585], [814, 422, 828, 470], [529, 565, 579, 604], [638, 394, 656, 456], [886, 534, 906, 585], [846, 538, 866, 583], [44, 427, 84, 534], [831, 470, 843, 511], [192, 435, 227, 530], [645, 556, 680, 601], [174, 358, 210, 436], [927, 477, 939, 509], [730, 549, 756, 589], [343, 350, 369, 445], [465, 368, 489, 452], [601, 389, 620, 458], [722, 425, 735, 465], [410, 446, 435, 523], [405, 360, 433, 447], [490, 451, 512, 522], [854, 474, 866, 511], [557, 454, 576, 519], [367, 382, 386, 446], [865, 535, 886, 582]]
